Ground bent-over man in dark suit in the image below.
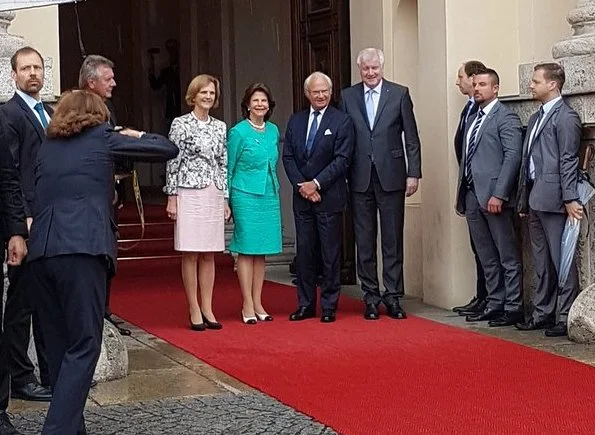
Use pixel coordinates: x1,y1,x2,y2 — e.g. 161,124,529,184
28,90,178,435
283,71,354,323
0,46,51,402
340,47,421,320
515,63,581,338
455,68,523,327
0,109,29,435
79,54,132,335
451,60,490,317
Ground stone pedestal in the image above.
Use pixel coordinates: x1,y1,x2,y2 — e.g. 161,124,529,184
93,321,129,382
0,10,55,102
568,283,595,343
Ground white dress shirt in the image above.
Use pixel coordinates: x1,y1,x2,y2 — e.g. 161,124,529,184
306,105,328,140
465,98,499,156
16,89,51,127
305,105,328,190
528,95,562,180
363,80,382,125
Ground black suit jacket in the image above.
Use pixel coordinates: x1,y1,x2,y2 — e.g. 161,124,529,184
28,124,178,273
454,100,478,165
1,93,54,217
283,105,354,213
0,111,27,241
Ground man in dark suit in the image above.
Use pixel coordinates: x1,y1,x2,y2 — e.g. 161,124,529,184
78,55,131,335
451,60,490,316
27,90,178,435
340,48,421,320
0,46,51,402
0,110,29,435
283,71,354,323
455,68,523,327
515,63,581,338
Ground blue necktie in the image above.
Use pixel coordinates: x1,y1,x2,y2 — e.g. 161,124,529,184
465,109,485,186
366,89,376,127
305,111,320,155
34,102,48,129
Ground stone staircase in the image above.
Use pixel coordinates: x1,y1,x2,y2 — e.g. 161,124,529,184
117,203,295,265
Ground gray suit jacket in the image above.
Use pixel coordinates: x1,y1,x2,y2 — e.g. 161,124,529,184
456,100,522,213
517,99,581,214
339,80,421,193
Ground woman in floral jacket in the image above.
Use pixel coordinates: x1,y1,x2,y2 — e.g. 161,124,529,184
164,74,231,331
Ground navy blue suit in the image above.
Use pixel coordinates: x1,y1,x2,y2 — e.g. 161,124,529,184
28,124,177,435
283,105,354,313
0,93,52,389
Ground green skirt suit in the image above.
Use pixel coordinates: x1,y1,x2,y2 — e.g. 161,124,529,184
227,119,282,255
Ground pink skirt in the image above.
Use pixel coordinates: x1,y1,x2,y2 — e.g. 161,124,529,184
174,185,224,252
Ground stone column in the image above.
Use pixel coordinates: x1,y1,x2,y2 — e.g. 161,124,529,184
553,0,595,59
0,10,54,102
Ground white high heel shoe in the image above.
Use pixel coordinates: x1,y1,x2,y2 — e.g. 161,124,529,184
255,312,273,321
242,311,257,325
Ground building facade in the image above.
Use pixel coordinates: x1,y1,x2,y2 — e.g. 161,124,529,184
6,0,586,309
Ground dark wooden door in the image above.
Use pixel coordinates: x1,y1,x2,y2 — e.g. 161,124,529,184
291,0,356,285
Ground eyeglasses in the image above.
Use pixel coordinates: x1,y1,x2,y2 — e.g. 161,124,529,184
308,89,330,96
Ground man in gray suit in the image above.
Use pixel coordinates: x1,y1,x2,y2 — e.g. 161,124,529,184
455,68,523,327
515,63,582,338
340,48,422,320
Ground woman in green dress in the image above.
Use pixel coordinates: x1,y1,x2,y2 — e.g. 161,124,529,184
228,83,282,324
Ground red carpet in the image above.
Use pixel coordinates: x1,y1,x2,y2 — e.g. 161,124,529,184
111,259,595,434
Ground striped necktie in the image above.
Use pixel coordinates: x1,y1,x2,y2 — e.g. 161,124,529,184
464,109,485,186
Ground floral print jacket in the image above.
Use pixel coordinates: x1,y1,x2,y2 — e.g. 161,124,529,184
164,112,228,197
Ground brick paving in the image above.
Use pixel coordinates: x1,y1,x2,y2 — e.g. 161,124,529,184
11,393,336,435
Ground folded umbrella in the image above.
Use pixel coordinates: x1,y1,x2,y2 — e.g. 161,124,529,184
559,170,595,288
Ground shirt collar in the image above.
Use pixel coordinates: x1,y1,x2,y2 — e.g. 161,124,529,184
310,106,328,117
364,80,383,95
16,89,42,110
479,98,498,116
541,95,562,115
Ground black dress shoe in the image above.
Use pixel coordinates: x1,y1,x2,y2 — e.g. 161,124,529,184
515,318,554,331
385,301,406,319
466,308,502,322
452,297,478,313
545,322,568,337
202,311,223,330
11,382,52,402
488,311,523,327
458,299,487,316
0,412,22,435
289,306,316,321
364,304,380,320
321,311,336,323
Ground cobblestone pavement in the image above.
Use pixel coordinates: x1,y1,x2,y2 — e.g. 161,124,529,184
11,393,336,435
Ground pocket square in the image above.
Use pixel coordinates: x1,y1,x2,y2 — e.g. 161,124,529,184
324,129,332,135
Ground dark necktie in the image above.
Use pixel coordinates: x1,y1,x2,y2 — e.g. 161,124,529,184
34,102,48,129
464,109,485,186
526,106,545,180
305,111,320,155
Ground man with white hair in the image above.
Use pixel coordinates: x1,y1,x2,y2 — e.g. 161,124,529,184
283,71,354,323
340,47,422,321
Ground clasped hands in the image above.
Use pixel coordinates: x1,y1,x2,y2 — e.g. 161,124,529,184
298,181,321,203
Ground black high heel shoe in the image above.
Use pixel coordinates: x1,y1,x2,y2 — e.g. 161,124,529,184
189,315,206,331
201,311,223,330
